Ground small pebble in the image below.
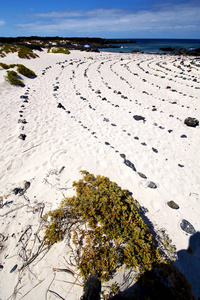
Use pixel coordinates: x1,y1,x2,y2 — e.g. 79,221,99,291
10,264,18,273
178,164,184,168
180,219,196,234
19,134,26,141
167,200,179,209
138,172,147,179
152,147,158,153
147,181,157,189
124,159,136,172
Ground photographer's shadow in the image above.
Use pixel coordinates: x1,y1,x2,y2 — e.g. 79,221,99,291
176,231,200,299
110,232,200,300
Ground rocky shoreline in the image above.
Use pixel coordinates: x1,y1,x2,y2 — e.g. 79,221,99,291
159,47,200,56
0,36,136,53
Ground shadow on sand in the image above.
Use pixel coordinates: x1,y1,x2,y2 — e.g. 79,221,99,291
110,232,200,300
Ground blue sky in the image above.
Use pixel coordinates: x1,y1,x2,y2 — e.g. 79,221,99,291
0,0,200,38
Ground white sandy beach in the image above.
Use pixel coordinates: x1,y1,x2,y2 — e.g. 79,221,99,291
0,49,200,299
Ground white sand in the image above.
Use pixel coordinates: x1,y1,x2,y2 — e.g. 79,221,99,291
0,49,200,299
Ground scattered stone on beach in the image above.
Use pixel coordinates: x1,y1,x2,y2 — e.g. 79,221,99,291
147,181,157,189
103,118,109,122
10,264,18,273
24,181,31,191
180,219,196,234
95,90,101,94
178,164,184,168
184,117,199,127
141,142,147,146
20,95,28,99
138,172,147,179
18,134,26,141
167,200,179,209
152,147,158,153
13,188,24,195
133,115,146,122
0,264,3,271
120,153,126,159
13,181,31,195
181,134,187,138
57,102,66,110
124,159,136,172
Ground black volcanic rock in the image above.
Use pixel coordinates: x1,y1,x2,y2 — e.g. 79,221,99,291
184,117,199,127
159,47,175,52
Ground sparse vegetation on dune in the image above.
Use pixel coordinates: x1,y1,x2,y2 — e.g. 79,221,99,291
0,44,39,58
17,64,36,78
43,171,194,298
3,64,36,86
17,45,39,59
47,47,70,54
44,171,165,279
5,70,24,87
0,62,10,69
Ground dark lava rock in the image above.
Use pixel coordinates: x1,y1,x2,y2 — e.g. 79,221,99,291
167,200,179,209
133,115,146,122
147,181,157,189
159,47,175,52
13,188,24,195
180,219,196,234
24,181,31,191
10,264,18,273
152,147,158,153
181,134,187,138
124,159,136,172
178,164,184,168
13,181,30,195
19,134,26,140
20,95,28,99
138,172,147,179
105,142,110,145
0,264,3,271
120,153,126,159
184,117,199,127
57,103,66,110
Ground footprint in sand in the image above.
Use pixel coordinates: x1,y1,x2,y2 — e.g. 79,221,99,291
50,150,68,170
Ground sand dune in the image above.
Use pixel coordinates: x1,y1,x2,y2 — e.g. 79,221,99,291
0,50,200,299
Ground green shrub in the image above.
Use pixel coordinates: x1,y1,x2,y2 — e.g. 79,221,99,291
44,171,162,282
17,64,36,78
0,62,10,69
47,47,70,54
0,44,17,57
6,70,25,87
0,44,38,59
17,45,39,59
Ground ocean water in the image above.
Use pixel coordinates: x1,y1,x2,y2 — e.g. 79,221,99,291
99,38,200,54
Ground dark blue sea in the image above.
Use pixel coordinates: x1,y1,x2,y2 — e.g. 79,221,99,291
99,38,200,54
